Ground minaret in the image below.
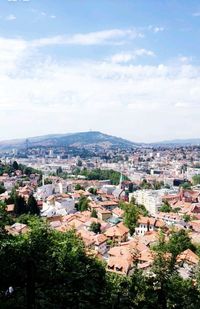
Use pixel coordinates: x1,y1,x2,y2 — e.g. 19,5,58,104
119,173,123,189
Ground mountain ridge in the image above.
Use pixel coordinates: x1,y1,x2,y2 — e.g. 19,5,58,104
0,132,200,151
0,131,139,151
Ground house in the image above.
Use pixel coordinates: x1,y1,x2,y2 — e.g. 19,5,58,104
156,212,182,226
190,220,200,233
6,204,15,214
135,216,165,236
112,207,124,219
107,239,152,275
96,207,112,221
99,200,118,211
5,223,29,235
107,256,132,275
104,222,129,244
176,249,199,279
93,234,107,255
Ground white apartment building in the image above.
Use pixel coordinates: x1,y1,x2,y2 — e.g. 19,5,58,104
131,190,162,215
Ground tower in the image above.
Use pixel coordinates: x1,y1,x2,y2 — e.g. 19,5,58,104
119,173,123,189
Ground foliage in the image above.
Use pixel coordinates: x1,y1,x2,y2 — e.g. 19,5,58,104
18,163,42,176
167,229,196,258
44,178,53,185
0,201,14,237
77,159,83,167
75,184,85,191
76,168,129,185
0,218,108,308
90,222,101,234
0,183,6,194
91,208,98,218
159,203,173,213
192,174,200,185
153,229,196,259
56,166,63,175
140,179,152,189
122,203,139,235
183,214,191,222
88,187,97,195
27,195,40,216
12,161,19,170
14,195,28,216
0,215,200,308
76,196,89,212
179,182,192,189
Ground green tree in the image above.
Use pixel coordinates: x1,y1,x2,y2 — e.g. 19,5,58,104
167,229,195,258
90,222,101,234
180,182,191,190
0,219,109,308
77,159,83,167
88,187,97,195
123,203,139,235
14,196,27,216
183,214,191,222
192,174,200,185
91,208,98,218
56,166,63,175
0,183,6,194
12,160,19,170
75,184,85,191
0,201,14,238
159,203,173,213
44,178,53,185
76,196,89,212
27,195,40,216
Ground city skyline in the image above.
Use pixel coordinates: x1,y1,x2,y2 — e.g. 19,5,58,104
1,0,200,142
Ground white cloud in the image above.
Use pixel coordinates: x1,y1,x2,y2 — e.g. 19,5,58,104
5,14,16,21
148,25,165,33
110,49,155,63
31,28,142,47
0,33,200,142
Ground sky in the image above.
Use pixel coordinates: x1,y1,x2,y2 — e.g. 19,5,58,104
0,0,200,143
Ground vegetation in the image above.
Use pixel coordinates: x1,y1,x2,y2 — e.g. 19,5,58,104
192,174,200,185
91,208,98,218
0,183,6,194
120,199,149,235
90,222,101,234
76,196,89,212
75,168,129,185
88,187,98,195
159,201,173,213
0,161,42,177
140,179,164,190
179,181,192,190
27,195,40,216
75,184,85,191
0,210,200,308
120,201,139,235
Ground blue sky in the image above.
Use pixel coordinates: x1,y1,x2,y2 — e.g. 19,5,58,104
0,0,200,142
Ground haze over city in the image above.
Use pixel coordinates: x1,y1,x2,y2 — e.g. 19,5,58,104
1,0,200,142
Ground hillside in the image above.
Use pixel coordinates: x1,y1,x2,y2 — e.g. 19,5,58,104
153,138,200,147
0,131,138,151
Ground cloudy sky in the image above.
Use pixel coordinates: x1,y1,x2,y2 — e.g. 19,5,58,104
0,0,200,142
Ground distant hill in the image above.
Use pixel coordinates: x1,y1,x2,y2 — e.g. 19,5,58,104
0,131,139,151
152,138,200,147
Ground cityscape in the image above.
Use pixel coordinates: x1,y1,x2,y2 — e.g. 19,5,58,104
1,0,200,308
